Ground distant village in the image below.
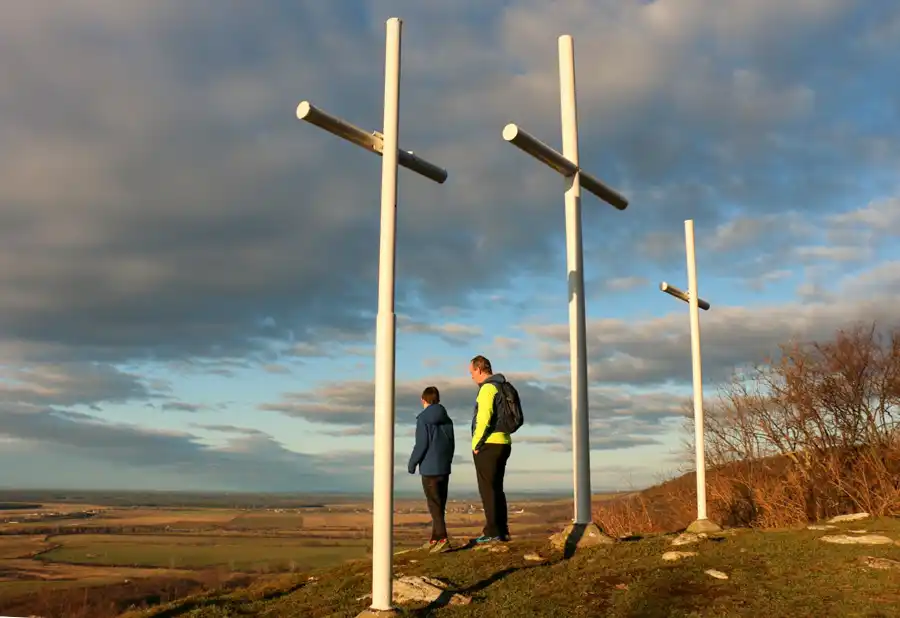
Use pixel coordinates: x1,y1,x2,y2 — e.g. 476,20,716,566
0,508,102,525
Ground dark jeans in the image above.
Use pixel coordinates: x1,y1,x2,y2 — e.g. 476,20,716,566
421,474,449,541
474,443,512,538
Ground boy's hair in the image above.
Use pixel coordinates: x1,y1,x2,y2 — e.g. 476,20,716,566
421,386,440,404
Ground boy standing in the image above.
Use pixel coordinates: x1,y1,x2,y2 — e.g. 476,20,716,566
408,386,456,552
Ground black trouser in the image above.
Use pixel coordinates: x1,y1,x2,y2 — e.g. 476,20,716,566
421,474,449,541
474,443,512,538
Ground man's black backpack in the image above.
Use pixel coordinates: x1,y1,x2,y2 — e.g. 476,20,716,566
494,380,524,434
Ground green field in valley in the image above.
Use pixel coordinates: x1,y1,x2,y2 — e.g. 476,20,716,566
37,534,375,572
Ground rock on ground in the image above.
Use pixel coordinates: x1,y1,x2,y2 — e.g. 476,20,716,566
861,556,900,570
828,512,870,523
671,532,708,546
819,534,895,545
523,553,544,562
357,576,472,609
705,569,729,580
807,525,837,530
549,522,616,551
686,519,722,534
662,551,698,561
475,543,509,553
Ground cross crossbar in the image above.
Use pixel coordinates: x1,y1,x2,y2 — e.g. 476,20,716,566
501,123,628,210
659,282,711,311
297,101,447,184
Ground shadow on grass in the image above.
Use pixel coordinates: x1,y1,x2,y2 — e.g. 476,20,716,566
444,540,476,554
619,535,644,542
146,581,309,618
615,568,722,618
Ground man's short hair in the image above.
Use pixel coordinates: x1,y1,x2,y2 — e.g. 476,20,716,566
421,386,440,404
470,355,493,374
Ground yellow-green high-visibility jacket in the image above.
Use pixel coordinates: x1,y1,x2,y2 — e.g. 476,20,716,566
471,374,513,452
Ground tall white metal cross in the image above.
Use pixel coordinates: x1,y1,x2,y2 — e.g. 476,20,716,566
502,35,629,527
659,219,721,534
295,17,447,613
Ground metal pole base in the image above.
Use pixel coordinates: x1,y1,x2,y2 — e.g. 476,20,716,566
357,608,401,617
686,518,722,534
549,521,616,556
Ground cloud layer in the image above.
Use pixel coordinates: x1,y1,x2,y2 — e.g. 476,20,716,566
0,0,898,491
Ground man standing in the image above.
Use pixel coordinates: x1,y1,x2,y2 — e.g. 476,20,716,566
408,386,455,552
468,355,513,544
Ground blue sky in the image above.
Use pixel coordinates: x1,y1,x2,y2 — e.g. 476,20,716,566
0,0,899,496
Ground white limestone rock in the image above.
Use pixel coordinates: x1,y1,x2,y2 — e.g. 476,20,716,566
828,512,870,523
671,532,708,546
357,576,471,606
861,556,900,570
662,551,698,561
819,534,895,545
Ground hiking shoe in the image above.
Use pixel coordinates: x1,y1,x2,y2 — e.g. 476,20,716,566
430,538,450,553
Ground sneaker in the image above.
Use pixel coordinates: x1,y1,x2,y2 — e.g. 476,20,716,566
421,540,437,551
474,535,502,544
430,538,450,553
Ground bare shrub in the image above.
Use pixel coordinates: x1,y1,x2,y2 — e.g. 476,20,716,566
593,494,658,537
691,323,900,526
596,324,900,533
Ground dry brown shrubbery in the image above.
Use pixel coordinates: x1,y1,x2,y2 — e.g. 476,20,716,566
595,323,900,534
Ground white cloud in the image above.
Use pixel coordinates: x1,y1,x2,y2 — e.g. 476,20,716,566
524,260,900,386
603,277,649,293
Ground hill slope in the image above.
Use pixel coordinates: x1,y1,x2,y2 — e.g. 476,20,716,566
122,516,900,618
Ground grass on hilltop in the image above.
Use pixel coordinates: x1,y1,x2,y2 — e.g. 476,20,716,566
121,517,900,618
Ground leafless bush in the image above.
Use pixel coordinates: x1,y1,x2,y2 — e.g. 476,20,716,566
598,324,900,533
691,323,900,525
593,493,658,537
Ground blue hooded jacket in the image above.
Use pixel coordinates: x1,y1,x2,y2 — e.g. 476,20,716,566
408,403,455,476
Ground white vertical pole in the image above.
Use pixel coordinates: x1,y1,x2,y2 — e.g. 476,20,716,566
684,219,708,522
370,16,401,612
559,35,592,525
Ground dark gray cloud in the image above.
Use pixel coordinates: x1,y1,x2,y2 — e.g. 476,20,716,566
516,433,663,452
261,372,686,433
191,424,268,436
397,315,483,346
0,363,158,407
0,1,896,366
160,402,206,413
0,402,367,492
